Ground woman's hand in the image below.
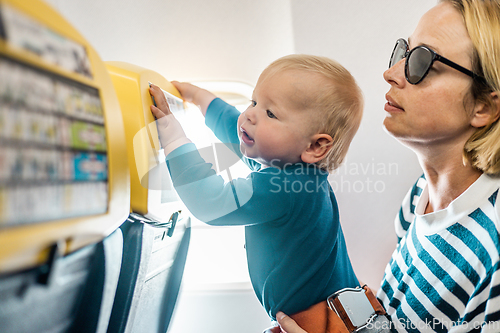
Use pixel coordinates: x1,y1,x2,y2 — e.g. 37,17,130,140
277,312,308,333
263,312,308,333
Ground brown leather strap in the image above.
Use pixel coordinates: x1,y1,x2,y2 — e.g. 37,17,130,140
290,301,349,333
363,285,386,315
289,286,385,333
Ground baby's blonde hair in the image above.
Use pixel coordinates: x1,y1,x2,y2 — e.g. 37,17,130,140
442,0,500,175
260,54,364,172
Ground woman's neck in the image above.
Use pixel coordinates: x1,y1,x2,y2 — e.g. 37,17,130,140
418,150,482,214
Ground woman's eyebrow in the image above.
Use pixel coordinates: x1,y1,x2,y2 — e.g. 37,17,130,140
407,37,438,53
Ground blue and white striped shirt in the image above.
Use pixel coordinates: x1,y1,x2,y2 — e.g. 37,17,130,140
377,174,500,333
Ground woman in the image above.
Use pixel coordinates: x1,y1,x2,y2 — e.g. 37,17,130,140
271,0,500,332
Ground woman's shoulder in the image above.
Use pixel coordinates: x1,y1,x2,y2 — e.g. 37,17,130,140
467,174,500,218
482,174,500,224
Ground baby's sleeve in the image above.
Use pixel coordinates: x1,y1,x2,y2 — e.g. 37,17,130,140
165,144,290,226
205,98,261,171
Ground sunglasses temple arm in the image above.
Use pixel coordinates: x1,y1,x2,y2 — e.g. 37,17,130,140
436,55,478,79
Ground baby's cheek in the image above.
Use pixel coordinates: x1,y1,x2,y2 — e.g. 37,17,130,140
237,113,246,128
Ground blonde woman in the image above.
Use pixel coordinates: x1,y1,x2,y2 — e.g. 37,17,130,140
272,0,500,332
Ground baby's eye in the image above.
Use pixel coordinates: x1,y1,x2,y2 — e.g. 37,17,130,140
250,100,257,107
266,110,277,119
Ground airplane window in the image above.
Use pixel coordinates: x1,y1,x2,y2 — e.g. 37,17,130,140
174,81,254,288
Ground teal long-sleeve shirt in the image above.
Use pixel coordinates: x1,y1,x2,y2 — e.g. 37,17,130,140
166,98,359,319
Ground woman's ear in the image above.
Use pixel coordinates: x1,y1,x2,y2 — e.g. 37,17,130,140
301,134,333,164
471,92,500,128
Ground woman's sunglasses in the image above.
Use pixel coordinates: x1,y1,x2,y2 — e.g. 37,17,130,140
389,38,484,85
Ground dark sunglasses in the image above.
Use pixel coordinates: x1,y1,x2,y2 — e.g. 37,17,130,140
389,38,485,85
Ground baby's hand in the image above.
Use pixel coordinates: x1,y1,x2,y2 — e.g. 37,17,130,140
171,81,199,104
149,83,173,116
171,81,217,117
149,84,191,155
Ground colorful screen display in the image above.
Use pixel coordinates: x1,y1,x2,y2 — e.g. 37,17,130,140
0,55,108,226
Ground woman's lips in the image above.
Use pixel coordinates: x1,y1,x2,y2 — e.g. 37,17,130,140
384,102,405,113
384,94,405,113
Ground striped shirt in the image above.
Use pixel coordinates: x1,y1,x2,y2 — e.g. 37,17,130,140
377,174,500,333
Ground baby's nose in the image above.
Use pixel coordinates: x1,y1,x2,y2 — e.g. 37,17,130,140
243,108,257,123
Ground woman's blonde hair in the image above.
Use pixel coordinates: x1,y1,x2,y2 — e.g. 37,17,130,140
442,0,500,175
260,54,364,172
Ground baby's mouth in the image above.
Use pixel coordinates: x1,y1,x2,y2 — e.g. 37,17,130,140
240,127,254,144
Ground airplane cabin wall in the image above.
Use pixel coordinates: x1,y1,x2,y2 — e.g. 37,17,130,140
44,0,295,86
45,0,436,303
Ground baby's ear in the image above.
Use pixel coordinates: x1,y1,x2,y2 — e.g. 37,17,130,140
301,134,333,164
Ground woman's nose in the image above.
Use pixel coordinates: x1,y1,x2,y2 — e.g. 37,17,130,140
384,58,406,87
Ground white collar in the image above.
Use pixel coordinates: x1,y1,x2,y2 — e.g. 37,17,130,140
414,174,500,235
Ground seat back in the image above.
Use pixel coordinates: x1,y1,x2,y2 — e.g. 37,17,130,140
0,228,123,333
108,214,190,333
